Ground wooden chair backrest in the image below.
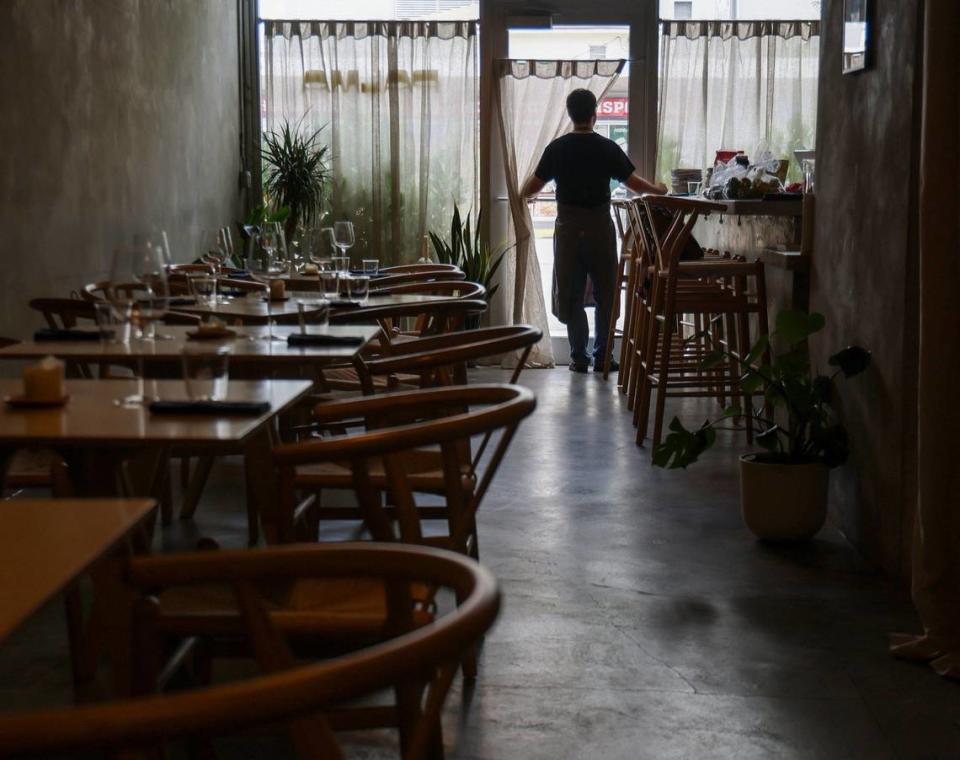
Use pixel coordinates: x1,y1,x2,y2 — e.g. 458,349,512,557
371,280,485,300
356,325,542,392
81,280,148,302
276,384,536,548
379,263,461,274
372,270,466,289
28,297,97,329
0,542,499,760
641,195,725,272
330,297,488,339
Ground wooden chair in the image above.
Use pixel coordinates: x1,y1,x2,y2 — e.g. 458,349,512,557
351,324,541,394
0,542,499,760
78,282,202,325
279,384,536,560
632,195,770,446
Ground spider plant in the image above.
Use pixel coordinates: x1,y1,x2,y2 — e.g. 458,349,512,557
429,204,509,303
261,119,330,244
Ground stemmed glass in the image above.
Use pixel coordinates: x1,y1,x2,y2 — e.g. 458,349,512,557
247,229,288,342
133,244,170,341
334,221,355,271
107,244,167,405
204,229,233,303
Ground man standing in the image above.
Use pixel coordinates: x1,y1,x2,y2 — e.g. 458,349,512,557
521,89,666,373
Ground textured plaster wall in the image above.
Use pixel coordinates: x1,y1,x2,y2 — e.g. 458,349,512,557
810,0,921,577
0,0,240,339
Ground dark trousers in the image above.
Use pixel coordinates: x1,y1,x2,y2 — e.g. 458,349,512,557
551,204,617,365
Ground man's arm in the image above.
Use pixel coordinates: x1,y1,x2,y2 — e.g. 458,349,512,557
521,174,547,199
624,173,668,195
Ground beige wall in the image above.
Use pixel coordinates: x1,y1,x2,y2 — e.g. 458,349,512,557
810,0,921,578
0,0,241,339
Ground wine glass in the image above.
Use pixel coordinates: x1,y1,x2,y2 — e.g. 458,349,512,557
203,229,232,303
334,221,355,269
133,244,170,341
246,231,288,342
107,245,166,405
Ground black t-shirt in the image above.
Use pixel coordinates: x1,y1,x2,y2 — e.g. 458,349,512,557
534,132,635,208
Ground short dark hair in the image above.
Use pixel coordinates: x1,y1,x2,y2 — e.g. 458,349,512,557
566,89,597,125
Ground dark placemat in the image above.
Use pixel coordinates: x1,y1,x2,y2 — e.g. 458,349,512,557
149,400,271,416
34,328,104,342
287,333,365,347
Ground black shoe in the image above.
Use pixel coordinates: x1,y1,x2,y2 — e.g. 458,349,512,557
594,358,619,373
569,361,589,373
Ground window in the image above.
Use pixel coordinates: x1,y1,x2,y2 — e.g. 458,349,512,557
259,0,479,21
658,0,820,20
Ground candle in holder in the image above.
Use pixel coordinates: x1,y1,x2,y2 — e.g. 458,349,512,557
23,356,65,402
269,279,286,300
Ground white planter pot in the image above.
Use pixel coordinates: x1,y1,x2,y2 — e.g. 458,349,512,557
739,454,829,541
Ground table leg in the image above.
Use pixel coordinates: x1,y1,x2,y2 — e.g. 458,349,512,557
243,425,278,545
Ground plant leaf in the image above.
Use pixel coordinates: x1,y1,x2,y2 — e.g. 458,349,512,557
775,310,825,346
828,345,872,377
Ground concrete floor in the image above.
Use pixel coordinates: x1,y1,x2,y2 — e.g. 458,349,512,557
2,367,958,758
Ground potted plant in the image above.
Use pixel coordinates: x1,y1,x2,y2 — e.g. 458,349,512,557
261,119,330,245
429,204,510,313
652,310,871,541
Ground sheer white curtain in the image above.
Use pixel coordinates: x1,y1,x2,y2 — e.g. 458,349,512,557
657,20,819,182
261,20,478,264
494,59,624,368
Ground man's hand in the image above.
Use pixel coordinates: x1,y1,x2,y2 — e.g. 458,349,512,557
521,174,547,199
625,173,668,195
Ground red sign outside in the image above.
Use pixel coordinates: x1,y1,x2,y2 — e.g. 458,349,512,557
597,97,629,120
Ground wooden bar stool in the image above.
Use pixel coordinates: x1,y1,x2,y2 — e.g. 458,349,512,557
601,200,637,380
632,195,770,447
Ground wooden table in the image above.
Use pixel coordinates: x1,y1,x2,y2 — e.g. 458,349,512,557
0,324,380,373
0,498,157,695
0,378,312,544
174,292,453,325
0,498,155,645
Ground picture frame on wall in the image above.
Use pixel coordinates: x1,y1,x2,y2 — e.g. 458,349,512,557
842,0,870,74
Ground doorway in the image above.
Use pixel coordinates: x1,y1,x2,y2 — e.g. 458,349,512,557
507,26,631,354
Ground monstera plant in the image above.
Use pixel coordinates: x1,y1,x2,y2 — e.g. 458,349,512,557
653,310,871,541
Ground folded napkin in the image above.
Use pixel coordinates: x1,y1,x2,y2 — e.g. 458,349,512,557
287,333,365,347
34,328,104,342
168,297,197,307
328,299,362,308
149,400,271,416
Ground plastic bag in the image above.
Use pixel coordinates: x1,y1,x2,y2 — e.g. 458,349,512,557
708,150,785,200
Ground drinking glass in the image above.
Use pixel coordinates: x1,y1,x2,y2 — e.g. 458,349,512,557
687,181,702,196
133,246,170,341
334,221,355,267
319,227,337,257
182,345,230,401
319,269,340,299
108,245,163,405
296,299,330,328
349,275,370,304
362,259,379,275
247,231,288,342
190,275,217,305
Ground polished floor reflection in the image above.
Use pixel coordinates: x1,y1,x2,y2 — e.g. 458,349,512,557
1,368,957,758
